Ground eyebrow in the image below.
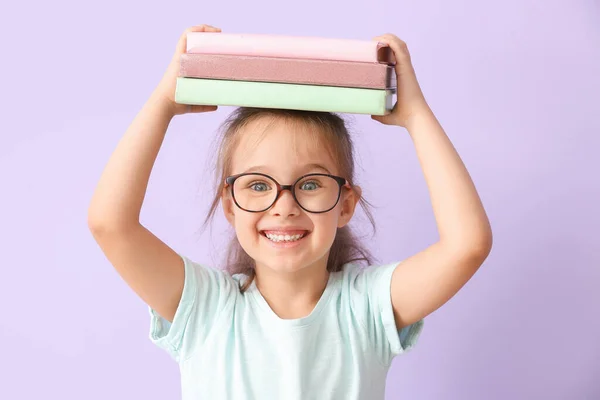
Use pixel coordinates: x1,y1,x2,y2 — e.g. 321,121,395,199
242,163,332,175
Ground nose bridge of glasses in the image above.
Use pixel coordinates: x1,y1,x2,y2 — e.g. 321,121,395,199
273,183,296,203
280,184,294,193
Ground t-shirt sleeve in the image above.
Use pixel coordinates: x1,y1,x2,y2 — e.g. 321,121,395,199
148,253,238,363
350,262,424,366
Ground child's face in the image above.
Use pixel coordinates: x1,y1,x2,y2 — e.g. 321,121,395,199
222,116,360,276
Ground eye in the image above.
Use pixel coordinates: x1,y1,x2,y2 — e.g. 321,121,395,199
300,180,321,191
249,181,271,192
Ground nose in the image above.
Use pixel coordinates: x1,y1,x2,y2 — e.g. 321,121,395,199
269,187,300,216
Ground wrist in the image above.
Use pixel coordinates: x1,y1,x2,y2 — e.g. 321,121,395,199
405,103,434,132
148,89,176,119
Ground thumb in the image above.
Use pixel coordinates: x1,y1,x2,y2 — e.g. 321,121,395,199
188,105,218,113
371,114,392,125
186,104,217,114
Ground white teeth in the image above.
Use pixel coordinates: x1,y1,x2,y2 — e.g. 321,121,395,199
264,233,306,242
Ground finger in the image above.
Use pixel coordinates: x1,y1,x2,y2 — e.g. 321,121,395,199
180,25,221,48
380,37,410,64
193,25,221,32
372,33,397,43
373,34,404,65
187,24,221,33
176,25,222,55
189,105,218,113
373,34,406,50
371,114,389,124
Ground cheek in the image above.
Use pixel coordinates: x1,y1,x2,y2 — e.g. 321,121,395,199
233,212,261,240
311,212,340,239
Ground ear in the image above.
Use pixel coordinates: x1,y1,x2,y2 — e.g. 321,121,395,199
337,185,361,228
221,187,236,226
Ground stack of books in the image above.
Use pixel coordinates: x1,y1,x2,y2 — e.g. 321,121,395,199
175,33,397,115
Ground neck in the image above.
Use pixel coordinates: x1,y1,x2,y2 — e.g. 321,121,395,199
253,259,330,319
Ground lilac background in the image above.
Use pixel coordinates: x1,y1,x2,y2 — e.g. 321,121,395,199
1,0,599,399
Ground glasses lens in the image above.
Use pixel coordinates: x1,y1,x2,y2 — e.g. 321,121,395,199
295,174,341,212
232,174,278,211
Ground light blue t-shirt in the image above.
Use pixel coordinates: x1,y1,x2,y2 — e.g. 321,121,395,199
148,254,424,400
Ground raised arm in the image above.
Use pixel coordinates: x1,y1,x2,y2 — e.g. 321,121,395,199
371,34,493,329
87,25,220,322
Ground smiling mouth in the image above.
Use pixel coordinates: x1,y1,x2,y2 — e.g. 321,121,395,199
260,231,310,243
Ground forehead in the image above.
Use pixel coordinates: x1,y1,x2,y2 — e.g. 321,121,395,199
231,116,338,176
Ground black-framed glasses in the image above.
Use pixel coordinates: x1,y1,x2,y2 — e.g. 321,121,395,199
224,172,351,213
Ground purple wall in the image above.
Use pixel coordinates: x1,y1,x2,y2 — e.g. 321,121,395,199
1,0,598,398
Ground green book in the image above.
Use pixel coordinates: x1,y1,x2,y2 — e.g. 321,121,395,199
175,77,394,115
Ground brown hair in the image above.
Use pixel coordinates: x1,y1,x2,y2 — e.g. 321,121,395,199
202,107,377,292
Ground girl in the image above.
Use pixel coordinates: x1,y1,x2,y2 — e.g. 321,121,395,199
88,24,492,399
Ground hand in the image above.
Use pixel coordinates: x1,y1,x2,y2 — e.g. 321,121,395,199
371,34,430,128
154,24,222,116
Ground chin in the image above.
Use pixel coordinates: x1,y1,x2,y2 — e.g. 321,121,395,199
238,229,331,274
253,247,312,273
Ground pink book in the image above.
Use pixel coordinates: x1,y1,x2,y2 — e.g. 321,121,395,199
185,33,394,64
179,53,396,89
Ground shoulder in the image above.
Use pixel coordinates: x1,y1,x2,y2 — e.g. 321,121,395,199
333,261,400,313
179,255,242,294
338,261,399,289
336,261,403,320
